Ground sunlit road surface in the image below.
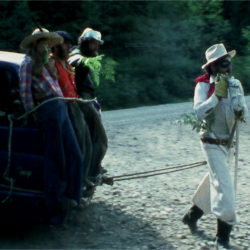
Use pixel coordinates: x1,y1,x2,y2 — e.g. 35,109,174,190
103,96,250,126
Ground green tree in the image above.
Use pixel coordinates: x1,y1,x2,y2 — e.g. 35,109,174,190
0,1,34,52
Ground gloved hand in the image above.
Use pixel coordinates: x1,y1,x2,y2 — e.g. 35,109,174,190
215,73,229,98
238,105,248,122
41,44,49,64
228,76,249,122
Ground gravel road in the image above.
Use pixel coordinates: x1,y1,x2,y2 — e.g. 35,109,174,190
1,98,250,250
103,97,250,127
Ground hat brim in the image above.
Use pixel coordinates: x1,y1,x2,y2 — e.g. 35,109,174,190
20,32,63,50
202,50,236,69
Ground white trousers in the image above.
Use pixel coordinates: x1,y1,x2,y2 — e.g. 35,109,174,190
192,142,237,224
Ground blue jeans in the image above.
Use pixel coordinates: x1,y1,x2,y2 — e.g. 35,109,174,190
37,100,83,207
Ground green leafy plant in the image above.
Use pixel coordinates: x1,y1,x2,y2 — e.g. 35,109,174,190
82,55,118,87
175,112,213,133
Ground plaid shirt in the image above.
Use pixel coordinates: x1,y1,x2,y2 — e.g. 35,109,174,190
19,56,63,110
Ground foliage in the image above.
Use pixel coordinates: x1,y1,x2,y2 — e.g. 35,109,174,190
80,55,118,87
175,112,213,133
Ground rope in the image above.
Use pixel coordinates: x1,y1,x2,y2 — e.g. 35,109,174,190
2,115,15,203
0,183,44,194
0,97,207,195
112,161,207,179
14,96,96,121
113,162,207,182
234,119,239,199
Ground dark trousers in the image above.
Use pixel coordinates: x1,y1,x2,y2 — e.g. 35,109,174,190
37,100,83,207
67,101,92,182
78,102,108,178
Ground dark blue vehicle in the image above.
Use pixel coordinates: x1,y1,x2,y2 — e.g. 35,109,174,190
0,52,48,223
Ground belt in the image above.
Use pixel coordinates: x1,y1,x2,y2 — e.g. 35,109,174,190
201,137,229,146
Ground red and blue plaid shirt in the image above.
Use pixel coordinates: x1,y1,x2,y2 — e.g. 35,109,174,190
19,56,63,110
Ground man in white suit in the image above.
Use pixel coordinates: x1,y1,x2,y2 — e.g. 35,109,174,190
182,44,248,250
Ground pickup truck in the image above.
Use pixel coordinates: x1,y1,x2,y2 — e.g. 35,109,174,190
0,51,47,223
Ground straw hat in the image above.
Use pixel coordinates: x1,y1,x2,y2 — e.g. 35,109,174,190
202,43,236,69
78,28,104,44
20,28,63,50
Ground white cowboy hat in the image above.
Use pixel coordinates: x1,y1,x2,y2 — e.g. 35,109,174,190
20,28,63,50
78,28,104,44
202,43,236,69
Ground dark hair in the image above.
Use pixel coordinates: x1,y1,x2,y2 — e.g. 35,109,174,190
205,55,230,75
54,31,74,44
78,39,97,57
205,65,213,75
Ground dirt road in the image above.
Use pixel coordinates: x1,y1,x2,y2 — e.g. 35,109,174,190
1,100,250,250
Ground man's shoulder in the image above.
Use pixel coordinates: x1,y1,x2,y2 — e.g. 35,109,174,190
68,54,83,66
69,48,81,57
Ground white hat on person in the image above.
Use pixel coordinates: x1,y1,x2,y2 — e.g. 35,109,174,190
20,28,63,50
78,28,104,44
202,43,236,69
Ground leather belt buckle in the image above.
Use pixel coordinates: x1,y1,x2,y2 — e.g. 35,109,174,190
214,139,220,145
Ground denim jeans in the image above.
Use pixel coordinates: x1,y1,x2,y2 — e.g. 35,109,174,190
37,99,83,207
67,101,92,183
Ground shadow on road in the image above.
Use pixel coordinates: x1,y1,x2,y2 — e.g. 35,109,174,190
0,201,175,249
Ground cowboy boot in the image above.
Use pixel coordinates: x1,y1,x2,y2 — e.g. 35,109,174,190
182,205,204,234
214,219,233,250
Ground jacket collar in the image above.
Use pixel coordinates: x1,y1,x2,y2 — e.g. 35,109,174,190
210,75,216,84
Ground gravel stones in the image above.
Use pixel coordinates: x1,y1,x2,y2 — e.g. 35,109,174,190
1,102,250,249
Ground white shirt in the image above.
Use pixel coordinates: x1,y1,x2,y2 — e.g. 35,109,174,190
194,75,244,139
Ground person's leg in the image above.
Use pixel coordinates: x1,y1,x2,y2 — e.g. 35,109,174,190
202,144,235,249
67,102,92,184
182,204,204,234
78,102,108,180
202,145,236,223
192,172,211,214
83,124,94,185
183,170,210,233
214,219,233,250
61,103,84,204
37,100,68,208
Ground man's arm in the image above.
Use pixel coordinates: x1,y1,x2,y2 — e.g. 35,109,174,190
194,82,219,120
19,58,35,111
229,77,249,122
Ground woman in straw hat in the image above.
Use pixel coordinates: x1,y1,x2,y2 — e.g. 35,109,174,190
182,44,248,250
19,28,84,224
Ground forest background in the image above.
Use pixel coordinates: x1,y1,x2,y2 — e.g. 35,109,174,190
1,0,250,111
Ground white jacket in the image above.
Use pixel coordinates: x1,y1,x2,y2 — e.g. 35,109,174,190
194,75,248,139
